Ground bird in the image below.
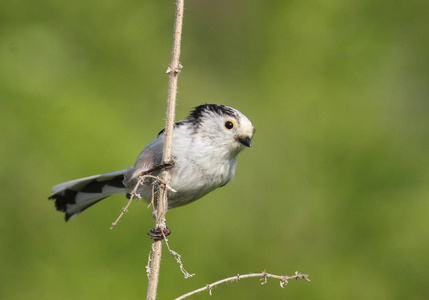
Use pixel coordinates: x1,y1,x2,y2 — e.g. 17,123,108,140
49,104,255,224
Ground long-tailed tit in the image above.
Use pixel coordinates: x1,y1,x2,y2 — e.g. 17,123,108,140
49,104,255,223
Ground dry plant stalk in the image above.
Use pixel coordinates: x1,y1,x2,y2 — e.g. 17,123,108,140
146,0,185,299
174,271,310,300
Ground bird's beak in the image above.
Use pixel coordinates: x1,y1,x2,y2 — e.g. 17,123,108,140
237,136,252,147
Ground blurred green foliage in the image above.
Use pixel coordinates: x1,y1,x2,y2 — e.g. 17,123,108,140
1,0,428,299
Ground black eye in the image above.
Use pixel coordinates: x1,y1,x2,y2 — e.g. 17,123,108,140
224,120,235,130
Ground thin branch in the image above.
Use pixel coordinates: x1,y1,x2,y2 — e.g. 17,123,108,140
174,271,310,300
146,0,185,299
163,236,195,279
110,175,175,230
109,177,144,230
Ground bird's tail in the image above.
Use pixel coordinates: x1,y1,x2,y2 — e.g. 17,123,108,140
49,169,128,221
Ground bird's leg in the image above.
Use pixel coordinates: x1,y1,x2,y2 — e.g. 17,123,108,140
159,159,175,170
139,159,175,177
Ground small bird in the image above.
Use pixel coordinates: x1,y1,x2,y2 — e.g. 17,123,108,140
49,104,255,222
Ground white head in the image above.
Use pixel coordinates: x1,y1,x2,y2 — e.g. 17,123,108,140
185,104,255,156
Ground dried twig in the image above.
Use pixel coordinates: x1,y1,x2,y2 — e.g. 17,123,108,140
110,174,175,230
109,176,144,230
163,236,195,279
174,271,310,300
146,0,185,299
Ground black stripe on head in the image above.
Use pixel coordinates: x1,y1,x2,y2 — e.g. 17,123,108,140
187,104,238,125
157,105,238,135
157,120,186,136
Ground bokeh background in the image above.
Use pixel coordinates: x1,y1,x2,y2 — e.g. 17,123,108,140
1,0,428,299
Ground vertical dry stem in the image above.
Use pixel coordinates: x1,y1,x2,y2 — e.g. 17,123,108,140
146,0,185,299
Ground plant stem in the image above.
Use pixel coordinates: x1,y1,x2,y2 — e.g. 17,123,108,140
146,0,185,299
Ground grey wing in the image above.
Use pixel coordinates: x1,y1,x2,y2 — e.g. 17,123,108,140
123,135,165,187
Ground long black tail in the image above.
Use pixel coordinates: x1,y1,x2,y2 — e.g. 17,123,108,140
49,169,128,221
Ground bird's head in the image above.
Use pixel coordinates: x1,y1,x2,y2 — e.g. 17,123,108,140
187,104,255,155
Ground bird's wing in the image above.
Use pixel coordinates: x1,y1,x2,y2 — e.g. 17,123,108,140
123,135,165,186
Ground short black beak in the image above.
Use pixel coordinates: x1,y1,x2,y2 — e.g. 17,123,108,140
237,136,252,147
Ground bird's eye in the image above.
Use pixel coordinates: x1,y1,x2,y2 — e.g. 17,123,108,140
224,120,235,130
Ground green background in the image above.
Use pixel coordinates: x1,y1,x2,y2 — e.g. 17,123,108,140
1,0,428,299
